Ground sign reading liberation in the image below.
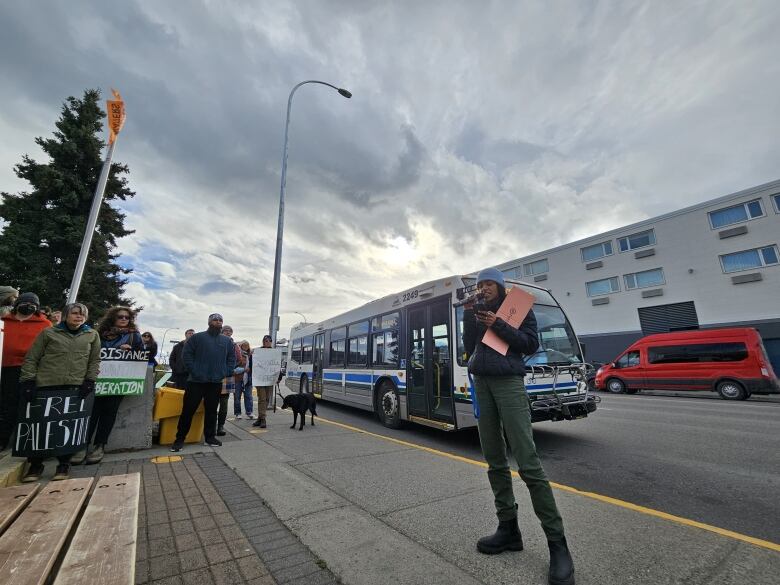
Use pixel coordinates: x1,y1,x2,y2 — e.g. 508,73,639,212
96,347,150,396
252,348,283,387
13,388,95,458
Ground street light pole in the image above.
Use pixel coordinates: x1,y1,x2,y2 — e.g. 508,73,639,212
292,311,308,324
160,328,178,365
268,80,351,346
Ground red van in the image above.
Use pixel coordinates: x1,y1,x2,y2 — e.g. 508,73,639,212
594,328,779,400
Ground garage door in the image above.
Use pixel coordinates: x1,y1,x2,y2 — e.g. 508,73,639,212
638,301,699,335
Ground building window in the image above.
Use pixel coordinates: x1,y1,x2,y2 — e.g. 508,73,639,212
586,276,620,297
618,229,655,252
720,246,779,273
708,199,765,229
523,259,549,276
624,268,665,290
772,193,780,213
581,241,613,262
502,267,521,280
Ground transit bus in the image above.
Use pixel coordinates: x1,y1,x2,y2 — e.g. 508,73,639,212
285,275,598,430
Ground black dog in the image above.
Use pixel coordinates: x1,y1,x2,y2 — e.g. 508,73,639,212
281,392,317,430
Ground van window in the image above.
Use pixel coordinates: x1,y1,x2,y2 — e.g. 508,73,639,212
648,343,748,364
615,350,640,368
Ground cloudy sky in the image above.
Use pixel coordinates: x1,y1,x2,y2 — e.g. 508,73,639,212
1,1,779,353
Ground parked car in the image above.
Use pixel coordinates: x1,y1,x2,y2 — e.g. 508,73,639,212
594,328,779,400
584,361,605,392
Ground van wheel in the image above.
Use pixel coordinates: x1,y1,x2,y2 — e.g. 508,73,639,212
376,381,402,429
300,375,309,394
716,380,746,400
606,378,626,394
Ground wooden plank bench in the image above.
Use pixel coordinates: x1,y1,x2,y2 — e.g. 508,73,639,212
0,472,140,585
0,483,40,536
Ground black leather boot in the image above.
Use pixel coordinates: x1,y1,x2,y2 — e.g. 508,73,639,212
476,517,523,554
548,537,575,585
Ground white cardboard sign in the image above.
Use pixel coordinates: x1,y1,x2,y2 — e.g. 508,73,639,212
252,348,282,387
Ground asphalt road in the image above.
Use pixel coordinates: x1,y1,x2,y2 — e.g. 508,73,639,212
306,391,780,544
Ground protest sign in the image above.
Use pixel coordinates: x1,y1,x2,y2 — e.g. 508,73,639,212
13,387,94,458
252,348,283,387
480,286,536,356
96,347,150,396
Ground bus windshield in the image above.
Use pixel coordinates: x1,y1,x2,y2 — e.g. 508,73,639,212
456,303,582,366
525,304,582,365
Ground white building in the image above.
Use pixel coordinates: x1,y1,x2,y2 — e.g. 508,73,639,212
494,180,780,370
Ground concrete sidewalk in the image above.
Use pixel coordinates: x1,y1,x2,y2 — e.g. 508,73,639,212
210,404,779,585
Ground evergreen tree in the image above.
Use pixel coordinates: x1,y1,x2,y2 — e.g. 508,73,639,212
0,89,135,322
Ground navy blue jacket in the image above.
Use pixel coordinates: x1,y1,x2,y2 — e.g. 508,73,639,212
101,330,144,351
462,298,539,376
183,330,237,383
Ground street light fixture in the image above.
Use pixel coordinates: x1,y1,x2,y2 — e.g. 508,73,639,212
160,328,179,365
292,311,308,324
268,80,351,346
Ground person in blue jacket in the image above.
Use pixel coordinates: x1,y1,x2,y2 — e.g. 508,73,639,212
171,313,236,452
72,306,144,465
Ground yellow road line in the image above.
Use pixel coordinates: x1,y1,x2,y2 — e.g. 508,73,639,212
313,415,780,553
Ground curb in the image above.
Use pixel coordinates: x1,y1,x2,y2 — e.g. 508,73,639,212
0,452,25,486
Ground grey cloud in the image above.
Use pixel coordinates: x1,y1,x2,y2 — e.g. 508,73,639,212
197,280,242,295
2,0,779,338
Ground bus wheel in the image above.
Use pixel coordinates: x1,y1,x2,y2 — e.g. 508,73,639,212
300,375,309,394
606,378,625,394
716,380,746,400
376,381,402,429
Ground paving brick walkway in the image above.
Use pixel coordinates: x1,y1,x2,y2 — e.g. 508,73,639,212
70,452,337,585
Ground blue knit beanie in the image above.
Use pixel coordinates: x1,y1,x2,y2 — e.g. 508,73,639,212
476,267,505,288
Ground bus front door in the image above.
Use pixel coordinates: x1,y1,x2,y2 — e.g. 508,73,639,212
407,300,454,425
312,333,324,397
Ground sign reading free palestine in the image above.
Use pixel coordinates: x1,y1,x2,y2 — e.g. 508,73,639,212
96,347,151,396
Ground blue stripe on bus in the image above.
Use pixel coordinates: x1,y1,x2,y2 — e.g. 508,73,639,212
345,373,373,383
527,382,577,390
291,371,406,390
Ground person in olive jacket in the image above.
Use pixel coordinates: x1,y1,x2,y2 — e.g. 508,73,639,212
18,303,101,482
462,268,575,585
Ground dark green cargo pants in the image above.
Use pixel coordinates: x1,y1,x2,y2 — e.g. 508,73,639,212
474,374,565,541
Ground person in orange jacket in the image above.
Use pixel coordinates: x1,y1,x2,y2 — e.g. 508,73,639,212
0,292,52,450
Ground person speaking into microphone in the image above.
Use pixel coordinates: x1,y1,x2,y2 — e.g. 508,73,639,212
462,268,575,585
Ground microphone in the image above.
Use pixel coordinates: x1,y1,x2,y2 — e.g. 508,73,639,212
453,292,483,308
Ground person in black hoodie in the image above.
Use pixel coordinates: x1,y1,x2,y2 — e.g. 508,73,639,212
462,268,574,585
169,329,195,388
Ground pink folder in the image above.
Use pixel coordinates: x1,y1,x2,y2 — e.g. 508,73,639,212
480,287,535,356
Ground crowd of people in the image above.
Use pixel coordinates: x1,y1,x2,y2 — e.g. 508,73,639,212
0,290,278,482
167,315,277,452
